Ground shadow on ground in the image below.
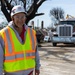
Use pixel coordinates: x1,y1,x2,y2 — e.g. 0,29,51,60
38,42,75,64
38,42,75,47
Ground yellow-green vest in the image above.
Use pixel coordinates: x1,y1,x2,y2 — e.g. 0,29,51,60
0,26,37,72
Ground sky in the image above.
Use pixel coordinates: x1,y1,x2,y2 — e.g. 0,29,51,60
30,0,75,28
0,0,75,28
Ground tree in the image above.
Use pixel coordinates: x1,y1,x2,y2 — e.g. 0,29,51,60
0,0,47,24
50,7,65,22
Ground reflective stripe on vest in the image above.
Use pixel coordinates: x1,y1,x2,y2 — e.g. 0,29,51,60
0,26,37,72
29,29,37,50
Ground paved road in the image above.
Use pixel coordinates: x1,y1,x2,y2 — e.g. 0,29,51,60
38,42,75,75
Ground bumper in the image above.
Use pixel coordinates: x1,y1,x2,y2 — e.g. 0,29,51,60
52,37,75,43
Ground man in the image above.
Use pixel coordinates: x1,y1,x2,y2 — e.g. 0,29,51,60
0,5,40,75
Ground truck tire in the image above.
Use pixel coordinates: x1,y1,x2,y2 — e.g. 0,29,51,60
53,43,57,46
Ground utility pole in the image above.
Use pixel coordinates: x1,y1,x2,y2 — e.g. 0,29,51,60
37,19,39,28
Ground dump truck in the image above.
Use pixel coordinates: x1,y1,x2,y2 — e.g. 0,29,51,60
51,15,75,46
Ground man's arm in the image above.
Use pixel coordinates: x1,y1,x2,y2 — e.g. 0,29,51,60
35,46,41,75
0,37,4,75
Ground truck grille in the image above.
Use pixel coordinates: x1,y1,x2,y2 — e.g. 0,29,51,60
59,26,71,36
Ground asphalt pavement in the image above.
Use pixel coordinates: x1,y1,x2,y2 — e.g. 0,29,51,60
38,42,75,75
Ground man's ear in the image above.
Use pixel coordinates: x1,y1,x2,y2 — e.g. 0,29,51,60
11,17,14,21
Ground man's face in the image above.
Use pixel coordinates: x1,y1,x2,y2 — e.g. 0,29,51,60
13,12,26,28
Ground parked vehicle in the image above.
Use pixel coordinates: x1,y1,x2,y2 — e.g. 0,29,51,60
36,29,45,43
51,15,75,46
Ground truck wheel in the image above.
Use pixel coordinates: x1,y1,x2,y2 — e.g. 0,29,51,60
53,43,57,46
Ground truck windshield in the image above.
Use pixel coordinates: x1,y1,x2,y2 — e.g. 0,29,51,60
59,21,75,26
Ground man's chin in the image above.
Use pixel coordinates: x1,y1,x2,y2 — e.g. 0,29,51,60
17,24,23,28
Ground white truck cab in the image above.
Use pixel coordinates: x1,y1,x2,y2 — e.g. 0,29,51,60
51,18,75,46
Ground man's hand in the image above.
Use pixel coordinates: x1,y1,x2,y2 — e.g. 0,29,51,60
35,69,40,75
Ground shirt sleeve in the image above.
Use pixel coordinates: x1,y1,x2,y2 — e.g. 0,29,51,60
0,36,4,75
35,46,41,70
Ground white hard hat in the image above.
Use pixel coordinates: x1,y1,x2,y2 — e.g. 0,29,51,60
11,5,26,17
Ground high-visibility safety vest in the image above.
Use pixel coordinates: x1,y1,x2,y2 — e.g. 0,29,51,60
0,26,37,72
